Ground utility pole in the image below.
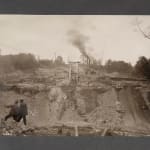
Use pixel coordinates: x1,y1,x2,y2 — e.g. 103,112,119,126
54,52,56,61
54,52,57,85
36,55,40,61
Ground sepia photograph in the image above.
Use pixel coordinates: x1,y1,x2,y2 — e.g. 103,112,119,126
0,15,150,136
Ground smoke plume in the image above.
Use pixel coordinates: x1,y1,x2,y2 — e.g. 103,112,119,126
68,30,89,58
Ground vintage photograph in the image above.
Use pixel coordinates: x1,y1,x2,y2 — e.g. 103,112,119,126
0,15,150,136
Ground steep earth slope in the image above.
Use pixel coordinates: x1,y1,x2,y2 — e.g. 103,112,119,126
0,67,150,135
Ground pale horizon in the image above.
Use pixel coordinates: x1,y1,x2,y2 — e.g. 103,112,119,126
0,15,150,65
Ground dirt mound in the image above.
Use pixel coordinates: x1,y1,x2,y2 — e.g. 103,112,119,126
86,88,123,128
82,86,150,130
118,87,150,129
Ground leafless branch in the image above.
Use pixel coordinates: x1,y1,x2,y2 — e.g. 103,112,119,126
135,17,150,39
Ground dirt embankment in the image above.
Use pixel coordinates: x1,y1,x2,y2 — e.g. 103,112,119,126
41,84,150,131
1,84,150,131
0,67,150,135
118,87,150,129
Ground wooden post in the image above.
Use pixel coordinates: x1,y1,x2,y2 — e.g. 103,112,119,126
75,125,79,136
101,128,109,136
69,63,72,82
76,63,79,83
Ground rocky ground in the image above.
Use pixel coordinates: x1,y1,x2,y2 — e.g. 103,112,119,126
0,66,150,136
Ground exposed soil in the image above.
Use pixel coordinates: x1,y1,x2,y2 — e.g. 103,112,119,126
0,67,150,136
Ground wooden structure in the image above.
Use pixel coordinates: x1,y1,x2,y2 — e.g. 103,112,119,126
68,61,80,83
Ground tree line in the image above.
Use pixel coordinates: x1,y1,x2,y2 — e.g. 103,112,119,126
0,53,149,79
104,56,150,79
0,53,65,73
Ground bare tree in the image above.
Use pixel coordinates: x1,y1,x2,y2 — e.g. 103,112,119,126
135,17,150,39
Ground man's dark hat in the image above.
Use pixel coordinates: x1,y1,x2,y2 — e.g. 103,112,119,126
20,99,24,102
15,100,18,104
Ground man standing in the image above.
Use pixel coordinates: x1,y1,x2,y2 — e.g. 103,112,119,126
17,99,28,125
4,100,20,121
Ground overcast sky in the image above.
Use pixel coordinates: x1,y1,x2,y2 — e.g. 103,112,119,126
0,15,150,65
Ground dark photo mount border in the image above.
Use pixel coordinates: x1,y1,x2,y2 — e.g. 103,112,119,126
0,0,150,150
1,136,150,150
0,0,149,14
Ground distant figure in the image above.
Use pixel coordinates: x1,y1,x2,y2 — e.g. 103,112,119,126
4,100,20,121
17,99,28,125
